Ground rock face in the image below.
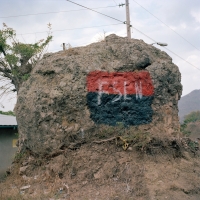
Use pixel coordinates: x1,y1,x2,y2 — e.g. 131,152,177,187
15,34,182,155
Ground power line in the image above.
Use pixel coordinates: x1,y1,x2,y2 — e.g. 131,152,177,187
48,33,128,52
131,26,200,71
17,23,123,35
46,23,200,71
112,0,118,6
49,32,128,51
132,0,200,52
15,19,199,71
66,0,125,24
3,0,198,71
0,5,118,19
163,47,200,71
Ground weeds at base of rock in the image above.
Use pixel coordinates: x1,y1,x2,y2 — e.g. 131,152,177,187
92,130,199,159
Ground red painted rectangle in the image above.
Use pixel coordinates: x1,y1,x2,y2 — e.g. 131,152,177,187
87,71,154,96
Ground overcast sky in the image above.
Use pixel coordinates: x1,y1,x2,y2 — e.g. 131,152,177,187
0,0,200,111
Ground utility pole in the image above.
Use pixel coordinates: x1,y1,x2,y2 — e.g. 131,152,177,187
125,0,131,40
63,43,66,51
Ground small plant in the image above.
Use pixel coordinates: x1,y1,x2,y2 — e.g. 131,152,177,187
95,30,106,42
15,132,19,137
181,122,191,136
188,140,199,151
14,151,24,162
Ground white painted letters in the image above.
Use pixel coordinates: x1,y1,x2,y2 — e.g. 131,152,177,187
112,81,122,103
135,81,143,99
97,80,143,104
124,81,131,101
98,81,108,105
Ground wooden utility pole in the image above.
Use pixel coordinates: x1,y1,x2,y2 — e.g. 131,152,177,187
125,0,131,40
63,43,66,51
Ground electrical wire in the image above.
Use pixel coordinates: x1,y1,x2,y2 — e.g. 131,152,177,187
17,23,123,35
66,0,125,24
131,26,200,71
48,24,200,72
163,46,200,71
48,32,127,52
132,0,200,52
16,20,199,71
112,0,118,6
3,0,198,71
0,5,118,19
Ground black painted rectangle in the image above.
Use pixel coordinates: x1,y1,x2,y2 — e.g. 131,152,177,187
87,92,154,126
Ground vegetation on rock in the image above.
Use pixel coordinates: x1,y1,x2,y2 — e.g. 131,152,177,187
15,34,182,155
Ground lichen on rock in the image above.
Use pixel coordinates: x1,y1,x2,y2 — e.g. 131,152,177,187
15,34,182,155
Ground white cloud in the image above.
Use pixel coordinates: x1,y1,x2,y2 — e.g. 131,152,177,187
191,10,200,23
180,23,187,29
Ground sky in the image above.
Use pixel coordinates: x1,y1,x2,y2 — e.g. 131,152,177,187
0,0,200,111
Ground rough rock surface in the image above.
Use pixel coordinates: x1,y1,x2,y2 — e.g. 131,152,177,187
15,34,182,155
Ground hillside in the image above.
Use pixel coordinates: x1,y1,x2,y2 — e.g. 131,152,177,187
185,121,200,140
178,90,200,122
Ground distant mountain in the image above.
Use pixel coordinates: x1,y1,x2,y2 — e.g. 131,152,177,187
178,89,200,123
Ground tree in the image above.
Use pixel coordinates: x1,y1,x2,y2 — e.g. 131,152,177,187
181,111,200,135
0,110,15,116
183,111,200,124
0,23,52,97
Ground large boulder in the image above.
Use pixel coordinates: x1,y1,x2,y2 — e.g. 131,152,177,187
15,34,182,155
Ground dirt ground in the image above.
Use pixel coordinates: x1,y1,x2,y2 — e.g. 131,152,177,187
1,137,200,200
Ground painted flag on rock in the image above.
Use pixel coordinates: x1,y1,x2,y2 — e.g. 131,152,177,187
86,71,154,126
